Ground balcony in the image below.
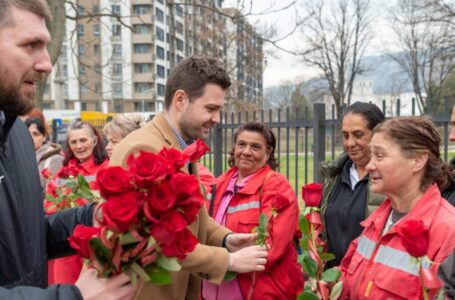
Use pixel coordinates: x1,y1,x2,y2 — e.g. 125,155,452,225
133,73,155,82
132,34,155,44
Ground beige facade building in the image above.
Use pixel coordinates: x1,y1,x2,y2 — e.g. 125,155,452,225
43,0,263,113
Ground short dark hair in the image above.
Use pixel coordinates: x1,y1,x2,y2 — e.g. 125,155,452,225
63,120,107,166
0,0,52,28
25,117,46,136
343,102,385,131
164,55,231,110
228,122,279,170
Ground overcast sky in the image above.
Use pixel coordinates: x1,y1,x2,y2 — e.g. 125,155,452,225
224,0,398,88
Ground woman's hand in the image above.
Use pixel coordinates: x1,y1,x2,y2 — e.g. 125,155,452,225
75,269,136,300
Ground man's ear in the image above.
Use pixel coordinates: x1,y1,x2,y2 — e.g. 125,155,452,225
172,89,188,110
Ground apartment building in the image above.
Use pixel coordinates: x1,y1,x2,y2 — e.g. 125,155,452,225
43,0,263,113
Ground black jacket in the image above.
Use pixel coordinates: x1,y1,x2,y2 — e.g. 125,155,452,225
0,114,93,299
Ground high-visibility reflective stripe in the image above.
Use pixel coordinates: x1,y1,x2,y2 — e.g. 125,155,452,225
55,175,96,186
356,235,431,276
227,201,260,214
357,235,376,259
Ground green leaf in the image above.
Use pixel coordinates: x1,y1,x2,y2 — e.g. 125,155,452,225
299,213,309,234
125,268,138,285
157,255,181,271
297,291,320,300
129,261,152,281
119,232,139,245
223,271,237,281
329,281,343,300
256,212,268,246
320,253,336,262
89,237,113,266
300,252,318,278
145,265,172,285
46,193,56,202
321,267,341,283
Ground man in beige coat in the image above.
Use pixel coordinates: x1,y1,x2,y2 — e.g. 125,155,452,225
110,55,268,300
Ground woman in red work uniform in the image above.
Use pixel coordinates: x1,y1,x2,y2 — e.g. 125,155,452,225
47,120,108,284
340,117,455,299
202,122,303,300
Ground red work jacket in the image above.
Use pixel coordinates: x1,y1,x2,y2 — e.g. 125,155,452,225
210,166,303,300
340,184,455,299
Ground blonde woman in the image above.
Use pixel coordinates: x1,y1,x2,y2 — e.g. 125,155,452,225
103,114,145,158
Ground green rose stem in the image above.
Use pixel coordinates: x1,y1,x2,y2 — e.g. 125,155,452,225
417,258,429,300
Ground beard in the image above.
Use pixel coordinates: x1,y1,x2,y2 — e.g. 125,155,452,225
0,63,36,116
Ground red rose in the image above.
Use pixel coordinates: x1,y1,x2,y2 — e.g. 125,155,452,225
68,225,101,258
97,166,132,197
143,182,176,222
159,147,189,171
396,219,429,257
159,210,188,233
41,168,51,179
183,139,210,162
170,173,201,203
57,166,79,178
180,196,203,223
302,183,323,207
127,151,172,187
101,192,140,233
160,228,198,259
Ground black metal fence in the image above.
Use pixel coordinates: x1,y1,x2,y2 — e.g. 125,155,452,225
49,99,453,195
203,99,453,195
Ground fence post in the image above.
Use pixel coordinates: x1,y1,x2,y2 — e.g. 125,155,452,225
313,103,326,183
213,123,223,177
51,119,58,143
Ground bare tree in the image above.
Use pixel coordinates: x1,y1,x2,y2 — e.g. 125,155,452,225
299,0,373,120
37,0,300,112
390,0,455,114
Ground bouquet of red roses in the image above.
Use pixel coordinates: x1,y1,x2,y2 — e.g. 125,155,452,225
298,183,342,300
68,140,209,284
43,166,100,214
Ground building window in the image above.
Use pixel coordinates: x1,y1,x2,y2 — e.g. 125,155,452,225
177,55,183,63
95,82,101,93
81,102,87,111
92,4,99,13
134,63,151,73
79,65,86,75
176,21,183,34
112,44,122,56
156,27,164,41
113,64,122,75
133,4,149,15
155,8,164,22
112,83,123,94
93,24,100,36
135,102,150,112
77,5,86,15
175,5,183,17
111,5,121,16
135,83,152,93
157,83,165,96
157,64,165,78
176,38,184,51
133,44,150,54
112,24,121,37
77,24,84,36
79,44,86,55
156,46,165,59
61,45,67,56
134,24,150,34
94,65,101,74
94,44,100,55
80,83,88,95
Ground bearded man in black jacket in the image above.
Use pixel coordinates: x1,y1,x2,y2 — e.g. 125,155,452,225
0,1,135,299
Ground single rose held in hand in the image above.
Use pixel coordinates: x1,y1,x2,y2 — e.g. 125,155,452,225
68,140,210,284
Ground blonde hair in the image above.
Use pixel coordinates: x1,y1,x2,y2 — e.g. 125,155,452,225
103,114,144,139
